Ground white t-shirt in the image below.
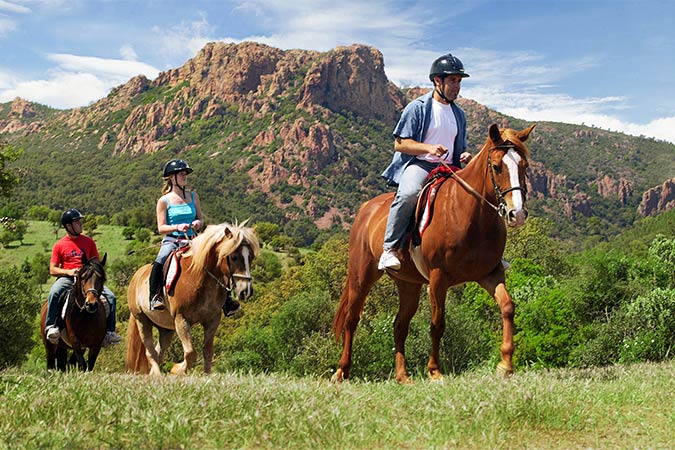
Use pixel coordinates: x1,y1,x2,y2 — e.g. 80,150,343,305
417,98,458,163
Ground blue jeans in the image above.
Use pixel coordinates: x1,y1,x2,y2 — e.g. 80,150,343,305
383,159,438,250
46,276,117,332
155,236,183,265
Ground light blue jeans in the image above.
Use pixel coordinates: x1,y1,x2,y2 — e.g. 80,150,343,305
46,276,117,332
383,159,438,250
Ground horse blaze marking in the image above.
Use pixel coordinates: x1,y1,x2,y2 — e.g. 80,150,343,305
504,149,523,211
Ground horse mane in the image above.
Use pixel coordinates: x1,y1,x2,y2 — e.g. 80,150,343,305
186,222,260,274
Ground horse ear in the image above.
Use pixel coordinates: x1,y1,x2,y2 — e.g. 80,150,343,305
488,123,501,144
224,227,233,239
81,253,88,266
517,124,536,142
101,253,107,267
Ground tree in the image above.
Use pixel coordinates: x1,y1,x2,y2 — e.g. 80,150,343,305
0,141,21,198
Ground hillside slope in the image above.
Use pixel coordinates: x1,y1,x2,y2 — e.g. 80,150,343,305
2,41,674,243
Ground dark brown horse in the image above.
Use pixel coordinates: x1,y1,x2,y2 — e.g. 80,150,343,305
332,123,535,383
40,254,108,371
125,223,260,375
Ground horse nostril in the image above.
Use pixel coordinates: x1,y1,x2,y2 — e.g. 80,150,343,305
523,209,529,219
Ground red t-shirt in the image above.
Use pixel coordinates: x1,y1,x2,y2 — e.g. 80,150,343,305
50,234,100,270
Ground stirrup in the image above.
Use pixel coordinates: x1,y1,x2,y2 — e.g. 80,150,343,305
150,294,165,311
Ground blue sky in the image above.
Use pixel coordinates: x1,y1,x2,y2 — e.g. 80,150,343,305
1,0,675,143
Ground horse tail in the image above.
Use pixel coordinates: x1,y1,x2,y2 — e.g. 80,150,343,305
125,314,150,374
331,278,354,343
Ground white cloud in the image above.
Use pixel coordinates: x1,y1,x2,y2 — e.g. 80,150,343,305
0,1,31,14
119,44,138,61
0,71,109,108
0,15,16,36
0,53,160,109
47,53,159,79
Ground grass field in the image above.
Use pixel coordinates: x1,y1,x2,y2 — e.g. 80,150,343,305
0,221,136,268
2,361,674,449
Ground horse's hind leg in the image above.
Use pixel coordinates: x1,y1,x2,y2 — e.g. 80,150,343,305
136,315,162,376
479,274,514,376
202,319,220,374
87,347,102,371
156,328,175,363
171,313,196,375
427,272,450,380
393,279,422,384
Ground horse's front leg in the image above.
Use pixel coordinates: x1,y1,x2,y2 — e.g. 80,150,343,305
171,313,196,375
202,318,221,374
479,274,514,376
427,270,449,380
86,346,102,371
393,280,422,384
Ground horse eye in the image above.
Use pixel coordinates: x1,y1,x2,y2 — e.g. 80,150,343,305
231,255,239,262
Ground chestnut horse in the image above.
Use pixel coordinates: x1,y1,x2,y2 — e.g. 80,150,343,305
332,123,535,383
126,223,259,375
40,254,108,371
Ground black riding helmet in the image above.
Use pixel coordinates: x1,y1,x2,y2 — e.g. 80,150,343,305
61,208,85,227
429,53,470,81
163,159,194,178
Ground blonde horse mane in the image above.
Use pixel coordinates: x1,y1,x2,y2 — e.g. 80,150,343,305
185,222,260,275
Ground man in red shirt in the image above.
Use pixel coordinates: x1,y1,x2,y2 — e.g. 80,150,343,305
45,209,121,346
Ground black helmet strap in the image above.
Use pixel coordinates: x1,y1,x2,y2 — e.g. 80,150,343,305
173,174,187,200
433,76,453,104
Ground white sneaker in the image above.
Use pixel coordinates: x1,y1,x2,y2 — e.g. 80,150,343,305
378,249,401,271
102,331,122,347
45,325,60,344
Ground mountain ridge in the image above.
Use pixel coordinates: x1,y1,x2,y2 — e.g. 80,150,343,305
1,41,674,243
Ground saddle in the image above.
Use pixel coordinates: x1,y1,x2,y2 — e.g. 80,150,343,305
163,243,191,296
412,164,460,246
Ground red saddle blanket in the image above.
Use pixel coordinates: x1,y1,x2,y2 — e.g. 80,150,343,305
164,244,190,295
413,165,460,246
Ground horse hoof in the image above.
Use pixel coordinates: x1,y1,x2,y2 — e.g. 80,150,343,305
331,369,345,383
429,371,444,382
496,362,514,378
170,363,186,375
396,374,414,385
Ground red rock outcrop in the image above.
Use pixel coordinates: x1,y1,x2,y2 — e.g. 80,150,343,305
638,178,675,216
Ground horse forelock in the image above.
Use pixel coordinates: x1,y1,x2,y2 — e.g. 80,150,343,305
499,129,531,159
187,223,260,274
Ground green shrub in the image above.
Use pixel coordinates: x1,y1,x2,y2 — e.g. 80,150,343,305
619,288,675,363
0,267,42,368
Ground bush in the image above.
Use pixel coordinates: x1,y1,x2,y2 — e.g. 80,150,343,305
619,288,675,363
0,267,42,368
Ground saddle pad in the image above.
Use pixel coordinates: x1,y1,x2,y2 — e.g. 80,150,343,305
413,165,460,245
60,292,111,320
165,252,181,293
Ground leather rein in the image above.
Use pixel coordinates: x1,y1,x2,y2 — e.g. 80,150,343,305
439,143,527,218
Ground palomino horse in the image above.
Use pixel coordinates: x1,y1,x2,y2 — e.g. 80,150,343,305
332,123,535,383
126,223,259,375
40,255,108,371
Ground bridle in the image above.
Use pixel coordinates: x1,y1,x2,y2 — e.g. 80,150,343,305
441,143,528,218
203,242,253,292
72,266,104,312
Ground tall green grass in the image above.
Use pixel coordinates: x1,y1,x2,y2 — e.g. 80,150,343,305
2,361,674,449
